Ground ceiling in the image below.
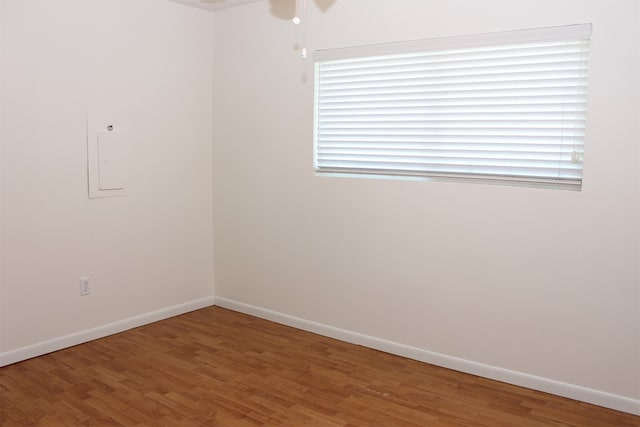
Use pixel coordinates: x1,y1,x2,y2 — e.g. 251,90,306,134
169,0,263,12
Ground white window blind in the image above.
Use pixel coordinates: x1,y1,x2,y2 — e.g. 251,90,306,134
313,24,592,188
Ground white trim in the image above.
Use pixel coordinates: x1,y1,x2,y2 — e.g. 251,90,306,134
315,24,592,62
0,296,215,367
214,296,640,416
168,0,262,12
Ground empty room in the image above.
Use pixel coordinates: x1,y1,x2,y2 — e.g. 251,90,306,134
1,0,639,425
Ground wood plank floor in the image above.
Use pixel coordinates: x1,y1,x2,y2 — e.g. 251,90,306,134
1,307,638,426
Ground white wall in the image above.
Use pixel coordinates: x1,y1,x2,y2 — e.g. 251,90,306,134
0,0,4,357
0,0,214,358
211,0,640,409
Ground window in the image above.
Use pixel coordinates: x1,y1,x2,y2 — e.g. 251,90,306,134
313,24,592,189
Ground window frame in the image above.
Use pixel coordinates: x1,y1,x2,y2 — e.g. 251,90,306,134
313,24,593,190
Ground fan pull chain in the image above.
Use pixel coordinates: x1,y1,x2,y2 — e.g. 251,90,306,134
293,0,308,58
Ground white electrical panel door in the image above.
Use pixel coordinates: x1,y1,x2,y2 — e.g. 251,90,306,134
98,131,126,190
87,109,130,198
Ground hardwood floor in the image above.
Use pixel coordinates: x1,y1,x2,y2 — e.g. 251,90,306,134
1,307,638,426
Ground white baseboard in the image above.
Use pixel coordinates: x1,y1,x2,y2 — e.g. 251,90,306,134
214,296,640,416
0,296,215,367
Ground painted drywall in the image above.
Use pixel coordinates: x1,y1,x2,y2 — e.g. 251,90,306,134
211,0,640,404
0,0,4,355
0,0,214,355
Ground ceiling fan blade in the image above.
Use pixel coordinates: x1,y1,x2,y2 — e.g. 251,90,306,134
314,0,336,13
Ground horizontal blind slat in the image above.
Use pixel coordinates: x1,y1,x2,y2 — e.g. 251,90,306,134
318,96,589,107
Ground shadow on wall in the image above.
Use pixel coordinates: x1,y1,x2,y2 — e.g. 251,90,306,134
269,0,337,20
